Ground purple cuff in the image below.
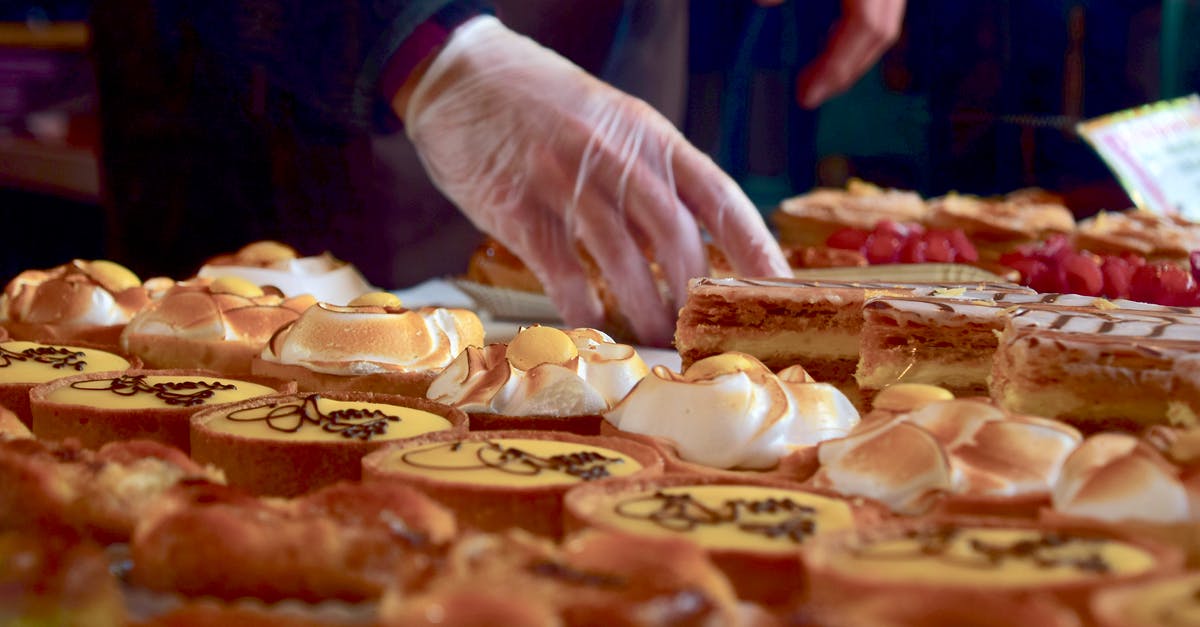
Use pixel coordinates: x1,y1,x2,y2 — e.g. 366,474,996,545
379,18,459,105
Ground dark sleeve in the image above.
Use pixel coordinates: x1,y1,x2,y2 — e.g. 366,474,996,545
186,0,490,134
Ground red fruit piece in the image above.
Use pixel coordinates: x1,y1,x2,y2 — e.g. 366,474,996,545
826,228,870,251
1035,234,1072,263
1062,253,1103,296
1130,263,1170,304
865,232,903,264
922,231,956,263
1100,255,1134,299
946,229,979,263
898,236,928,263
1029,263,1066,293
1156,263,1196,306
873,220,907,239
1004,257,1049,288
1190,250,1200,286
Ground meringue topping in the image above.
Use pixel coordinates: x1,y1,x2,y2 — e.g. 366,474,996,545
197,242,374,305
605,352,859,470
1052,433,1194,524
427,327,648,417
260,299,484,376
0,259,152,329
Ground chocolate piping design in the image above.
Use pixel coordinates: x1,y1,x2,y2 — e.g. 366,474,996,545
0,345,87,371
401,439,624,481
614,490,819,543
850,526,1114,574
225,394,400,440
70,374,235,406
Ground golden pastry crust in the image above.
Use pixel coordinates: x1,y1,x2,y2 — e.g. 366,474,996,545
927,193,1075,243
0,438,222,542
362,429,664,539
1091,571,1200,627
0,530,127,626
465,236,545,294
190,391,468,497
129,480,457,603
1073,209,1200,261
563,473,889,605
30,369,294,453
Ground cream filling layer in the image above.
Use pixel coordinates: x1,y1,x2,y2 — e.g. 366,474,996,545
826,527,1155,587
585,484,854,552
202,396,452,442
47,374,275,409
0,341,130,384
373,438,642,487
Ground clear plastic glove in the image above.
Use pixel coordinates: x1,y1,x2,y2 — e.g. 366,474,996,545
759,0,906,108
401,16,790,347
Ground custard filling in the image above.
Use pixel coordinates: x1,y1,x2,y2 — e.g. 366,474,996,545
827,526,1156,586
590,485,854,552
48,374,275,409
202,395,452,442
377,438,642,487
0,341,130,384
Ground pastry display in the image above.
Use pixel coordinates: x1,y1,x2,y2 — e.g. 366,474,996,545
800,517,1184,622
129,480,457,603
253,291,483,397
426,325,647,435
990,304,1200,432
191,391,467,496
0,258,160,350
196,240,375,305
771,179,929,248
0,437,223,542
604,352,858,472
0,339,134,427
120,277,314,375
30,369,288,452
361,429,662,538
563,473,886,604
810,397,1082,517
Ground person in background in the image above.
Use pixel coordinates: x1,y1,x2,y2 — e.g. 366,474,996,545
90,0,903,347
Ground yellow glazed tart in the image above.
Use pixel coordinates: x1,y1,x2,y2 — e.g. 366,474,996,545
191,391,467,497
30,369,288,452
0,340,133,427
361,430,663,538
801,517,1184,621
564,474,886,605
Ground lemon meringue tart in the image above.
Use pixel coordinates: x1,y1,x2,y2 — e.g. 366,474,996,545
191,391,467,497
0,340,134,428
362,429,663,538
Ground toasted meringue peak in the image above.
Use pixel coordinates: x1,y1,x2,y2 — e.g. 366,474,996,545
427,328,647,417
872,383,954,414
0,259,150,329
605,353,859,470
121,279,302,344
506,325,579,371
209,276,265,298
812,421,952,514
261,302,484,375
813,399,1081,513
347,291,403,308
197,244,372,305
1052,433,1193,523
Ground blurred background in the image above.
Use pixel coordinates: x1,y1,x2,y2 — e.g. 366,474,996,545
1,0,1198,285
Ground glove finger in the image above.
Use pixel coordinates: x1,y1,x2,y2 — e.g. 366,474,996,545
670,143,791,278
619,142,708,311
569,182,675,347
494,209,607,332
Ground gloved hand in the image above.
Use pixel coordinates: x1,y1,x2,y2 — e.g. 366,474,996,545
760,0,906,108
400,16,790,347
